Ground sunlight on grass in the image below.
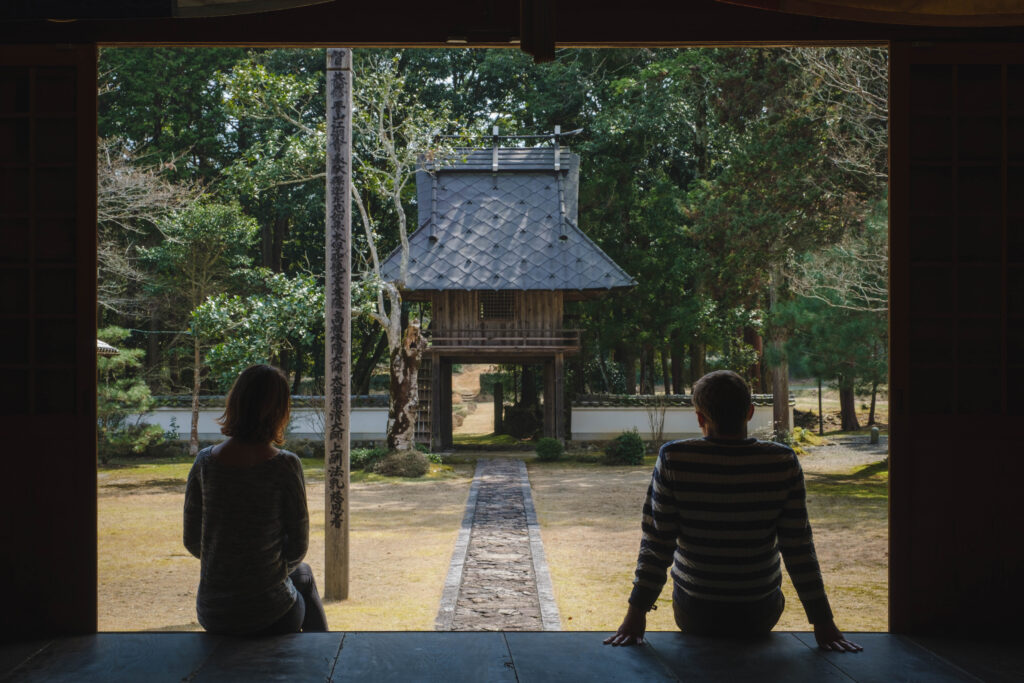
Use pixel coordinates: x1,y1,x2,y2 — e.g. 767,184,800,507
529,456,888,633
451,432,524,446
98,457,473,631
350,463,463,484
807,459,888,500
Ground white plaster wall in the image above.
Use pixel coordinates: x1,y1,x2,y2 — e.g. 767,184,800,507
136,406,389,441
571,405,791,441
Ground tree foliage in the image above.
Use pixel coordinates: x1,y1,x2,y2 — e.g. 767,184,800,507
97,326,165,463
96,46,889,443
194,269,325,391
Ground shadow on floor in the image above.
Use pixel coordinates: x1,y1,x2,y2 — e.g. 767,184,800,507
4,631,1019,682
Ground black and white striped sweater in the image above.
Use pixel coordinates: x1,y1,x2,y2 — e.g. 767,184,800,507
629,437,833,624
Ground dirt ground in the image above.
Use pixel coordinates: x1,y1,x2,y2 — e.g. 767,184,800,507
452,371,889,438
528,441,888,633
791,384,889,431
98,463,474,632
99,436,887,633
451,364,494,435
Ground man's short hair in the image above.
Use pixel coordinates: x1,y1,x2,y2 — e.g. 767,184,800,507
692,370,752,434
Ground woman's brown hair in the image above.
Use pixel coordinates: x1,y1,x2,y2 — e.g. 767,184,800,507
217,364,291,445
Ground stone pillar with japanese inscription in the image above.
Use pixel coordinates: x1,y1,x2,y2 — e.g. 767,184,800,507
325,47,352,600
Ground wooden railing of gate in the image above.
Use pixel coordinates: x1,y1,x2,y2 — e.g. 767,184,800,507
425,328,581,351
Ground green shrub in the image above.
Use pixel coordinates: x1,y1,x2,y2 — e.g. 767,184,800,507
603,429,646,465
351,447,388,471
283,438,325,460
479,372,513,397
372,450,430,477
503,404,541,439
535,437,564,462
368,374,390,392
427,452,444,464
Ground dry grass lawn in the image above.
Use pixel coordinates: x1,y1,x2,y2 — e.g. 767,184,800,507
528,454,888,633
99,445,887,634
98,459,473,632
791,385,889,431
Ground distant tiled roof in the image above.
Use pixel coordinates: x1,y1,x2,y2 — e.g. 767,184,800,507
150,395,388,408
572,394,794,407
380,148,635,293
96,339,119,356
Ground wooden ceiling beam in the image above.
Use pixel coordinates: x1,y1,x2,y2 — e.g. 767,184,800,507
1,0,1023,47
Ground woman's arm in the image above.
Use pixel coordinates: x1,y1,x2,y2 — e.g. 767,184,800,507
282,454,310,572
183,458,203,559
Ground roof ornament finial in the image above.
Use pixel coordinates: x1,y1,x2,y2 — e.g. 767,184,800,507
553,125,568,241
491,124,500,185
429,169,439,243
553,124,561,172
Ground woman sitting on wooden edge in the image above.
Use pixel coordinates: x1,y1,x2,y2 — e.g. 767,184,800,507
184,364,328,635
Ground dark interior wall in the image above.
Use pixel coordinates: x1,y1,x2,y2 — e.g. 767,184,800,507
0,44,97,638
1,2,1023,638
889,43,1024,634
1,0,1024,45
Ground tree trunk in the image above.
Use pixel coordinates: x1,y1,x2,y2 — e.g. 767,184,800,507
493,383,504,434
743,326,764,393
570,357,585,395
623,352,637,395
147,312,161,373
639,344,655,395
261,215,289,272
386,320,426,452
645,345,656,394
670,334,684,395
770,339,791,438
637,346,646,394
521,365,539,408
868,381,878,426
595,339,612,393
291,348,303,394
660,346,671,396
353,330,388,395
190,334,201,457
768,267,790,437
688,342,706,390
840,380,861,431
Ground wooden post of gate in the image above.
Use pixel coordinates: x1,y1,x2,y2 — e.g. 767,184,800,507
494,382,504,434
325,47,352,600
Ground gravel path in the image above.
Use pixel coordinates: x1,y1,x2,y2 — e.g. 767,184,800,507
799,435,889,474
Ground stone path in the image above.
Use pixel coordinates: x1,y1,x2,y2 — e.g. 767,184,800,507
436,458,560,631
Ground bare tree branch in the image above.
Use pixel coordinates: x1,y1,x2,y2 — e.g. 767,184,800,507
96,138,200,315
785,47,888,190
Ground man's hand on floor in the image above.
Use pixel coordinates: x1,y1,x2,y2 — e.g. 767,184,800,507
814,620,863,652
604,605,647,646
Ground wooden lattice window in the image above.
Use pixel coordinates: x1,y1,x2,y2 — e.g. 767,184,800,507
480,291,514,320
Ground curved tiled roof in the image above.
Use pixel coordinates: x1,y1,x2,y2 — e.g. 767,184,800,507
381,148,635,293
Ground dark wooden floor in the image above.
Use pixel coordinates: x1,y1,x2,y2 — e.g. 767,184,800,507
2,631,1020,682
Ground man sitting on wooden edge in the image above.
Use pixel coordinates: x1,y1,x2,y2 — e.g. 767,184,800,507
604,370,862,652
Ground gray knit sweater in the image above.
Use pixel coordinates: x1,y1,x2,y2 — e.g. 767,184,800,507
184,446,309,634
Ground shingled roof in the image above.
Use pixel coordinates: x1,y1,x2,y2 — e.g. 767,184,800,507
380,147,635,297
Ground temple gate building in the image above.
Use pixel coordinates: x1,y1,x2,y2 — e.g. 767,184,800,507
382,142,635,448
